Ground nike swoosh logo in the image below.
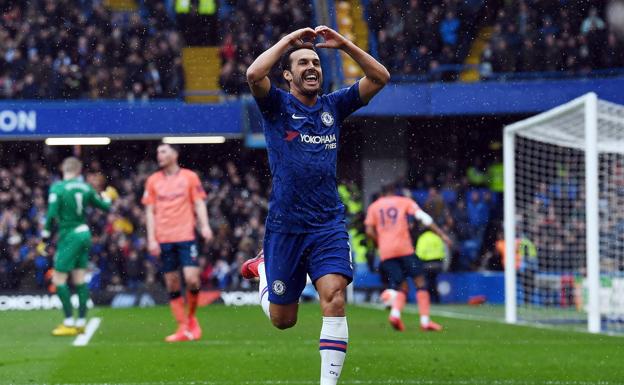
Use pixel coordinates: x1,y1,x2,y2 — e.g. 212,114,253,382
330,364,342,367
291,114,306,120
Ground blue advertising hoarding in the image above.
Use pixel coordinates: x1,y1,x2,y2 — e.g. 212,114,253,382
0,101,243,140
355,75,624,117
1,76,623,140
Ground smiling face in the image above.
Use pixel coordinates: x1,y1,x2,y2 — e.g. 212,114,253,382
283,48,322,97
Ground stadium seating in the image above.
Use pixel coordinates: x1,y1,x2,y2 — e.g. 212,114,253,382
364,0,623,82
0,1,183,100
1,1,619,295
0,145,267,293
3,1,621,99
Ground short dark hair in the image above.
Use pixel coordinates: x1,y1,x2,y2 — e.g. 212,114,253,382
280,45,318,72
381,182,396,195
158,142,180,154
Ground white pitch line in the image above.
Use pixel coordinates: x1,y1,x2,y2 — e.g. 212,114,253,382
72,317,101,347
36,379,624,385
358,304,624,338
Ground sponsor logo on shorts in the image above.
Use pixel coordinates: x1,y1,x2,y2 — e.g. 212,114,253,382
272,280,286,296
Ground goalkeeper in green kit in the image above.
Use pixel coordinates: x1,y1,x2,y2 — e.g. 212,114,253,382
43,157,117,336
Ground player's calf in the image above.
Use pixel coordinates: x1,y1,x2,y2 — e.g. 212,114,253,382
315,274,350,385
383,288,406,331
319,317,348,385
317,276,347,316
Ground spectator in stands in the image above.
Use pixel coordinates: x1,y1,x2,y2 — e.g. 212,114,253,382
602,32,624,69
218,0,313,94
519,38,540,72
423,188,448,225
466,158,487,187
367,0,465,79
467,191,489,239
0,1,184,100
440,11,460,46
580,7,605,36
451,199,472,242
483,2,623,79
0,145,269,293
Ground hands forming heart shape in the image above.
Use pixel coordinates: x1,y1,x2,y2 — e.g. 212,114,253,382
290,26,347,49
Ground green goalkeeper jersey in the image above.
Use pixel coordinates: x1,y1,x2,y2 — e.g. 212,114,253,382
44,178,111,234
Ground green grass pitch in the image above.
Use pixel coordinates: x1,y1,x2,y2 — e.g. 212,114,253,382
0,304,622,385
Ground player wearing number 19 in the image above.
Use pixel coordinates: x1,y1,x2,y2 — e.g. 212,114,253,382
365,183,452,332
43,157,116,336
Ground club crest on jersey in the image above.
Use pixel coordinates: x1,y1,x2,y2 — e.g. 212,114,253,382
321,112,334,127
272,280,286,296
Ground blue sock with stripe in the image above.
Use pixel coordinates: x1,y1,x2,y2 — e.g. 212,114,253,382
319,316,348,385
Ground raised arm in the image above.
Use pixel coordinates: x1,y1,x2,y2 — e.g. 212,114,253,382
426,222,453,248
246,27,317,98
315,26,390,104
413,209,453,248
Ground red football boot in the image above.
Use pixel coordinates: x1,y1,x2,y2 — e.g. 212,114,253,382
241,250,264,279
388,316,405,332
165,325,194,342
420,320,443,332
188,316,202,340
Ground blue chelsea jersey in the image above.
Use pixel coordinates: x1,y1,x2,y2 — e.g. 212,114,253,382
254,81,366,233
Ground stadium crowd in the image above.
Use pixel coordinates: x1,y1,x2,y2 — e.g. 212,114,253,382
218,0,314,95
366,0,470,79
0,143,509,293
0,1,184,100
6,144,611,299
3,0,622,98
480,2,624,78
0,146,268,293
364,0,623,80
400,156,504,272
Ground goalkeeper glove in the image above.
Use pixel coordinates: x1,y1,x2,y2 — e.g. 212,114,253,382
40,230,51,256
101,186,119,201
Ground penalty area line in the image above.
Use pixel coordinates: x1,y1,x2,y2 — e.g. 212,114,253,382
72,317,101,347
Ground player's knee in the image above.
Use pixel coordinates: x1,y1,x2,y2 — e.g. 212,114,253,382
52,272,67,286
414,276,426,289
164,274,181,291
321,287,346,315
271,314,297,330
166,282,181,292
185,278,200,290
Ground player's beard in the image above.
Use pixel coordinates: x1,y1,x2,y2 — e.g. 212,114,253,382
294,69,321,97
158,156,173,168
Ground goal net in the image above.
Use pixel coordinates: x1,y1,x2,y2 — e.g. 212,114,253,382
504,93,624,334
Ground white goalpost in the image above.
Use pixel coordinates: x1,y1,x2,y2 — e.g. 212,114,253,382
504,93,624,334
